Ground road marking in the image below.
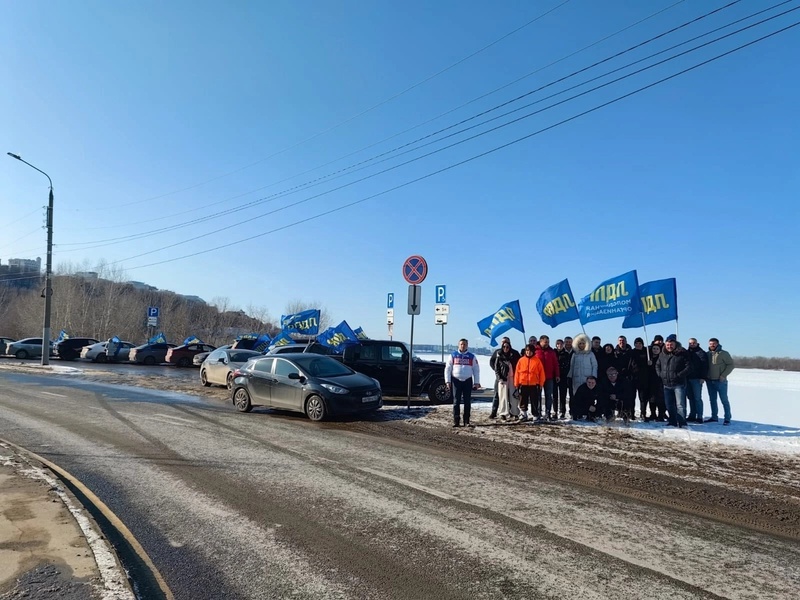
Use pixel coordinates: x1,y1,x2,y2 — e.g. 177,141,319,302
40,391,67,398
117,412,197,426
357,466,456,500
152,413,196,424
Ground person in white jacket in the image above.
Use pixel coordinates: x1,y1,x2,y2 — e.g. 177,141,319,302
445,339,481,428
569,333,598,395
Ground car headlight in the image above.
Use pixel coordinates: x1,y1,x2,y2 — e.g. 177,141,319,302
321,383,349,394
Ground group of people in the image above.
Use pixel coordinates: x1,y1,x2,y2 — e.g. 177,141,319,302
466,332,735,428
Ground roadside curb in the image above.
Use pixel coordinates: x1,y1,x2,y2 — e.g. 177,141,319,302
1,439,174,600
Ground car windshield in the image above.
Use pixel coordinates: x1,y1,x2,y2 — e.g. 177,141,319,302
230,351,260,362
292,355,353,378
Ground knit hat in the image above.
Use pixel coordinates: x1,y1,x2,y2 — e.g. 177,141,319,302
666,334,677,342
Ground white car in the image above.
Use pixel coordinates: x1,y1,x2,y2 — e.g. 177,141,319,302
200,348,262,390
6,338,53,359
80,341,135,363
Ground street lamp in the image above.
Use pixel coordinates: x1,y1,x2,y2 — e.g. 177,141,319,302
7,152,54,366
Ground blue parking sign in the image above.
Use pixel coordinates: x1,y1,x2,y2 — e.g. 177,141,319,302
387,293,394,309
435,285,446,304
148,306,159,318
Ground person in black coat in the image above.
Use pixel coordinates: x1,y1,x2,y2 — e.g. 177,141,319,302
597,343,616,384
613,336,635,382
686,337,709,423
599,366,634,421
631,337,652,419
572,376,600,420
648,344,667,421
655,335,691,427
555,337,574,419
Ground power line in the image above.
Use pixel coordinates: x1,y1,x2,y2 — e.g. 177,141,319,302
56,1,792,252
84,0,572,210
68,0,680,226
117,19,800,271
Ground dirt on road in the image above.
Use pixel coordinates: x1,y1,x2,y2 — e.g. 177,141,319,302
8,362,800,542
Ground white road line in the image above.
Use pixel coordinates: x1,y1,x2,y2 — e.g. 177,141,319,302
357,466,456,500
40,391,67,398
117,412,197,426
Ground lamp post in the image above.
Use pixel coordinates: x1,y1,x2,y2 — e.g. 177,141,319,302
7,152,54,366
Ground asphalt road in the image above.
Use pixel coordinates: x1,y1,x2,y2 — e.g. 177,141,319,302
1,367,798,599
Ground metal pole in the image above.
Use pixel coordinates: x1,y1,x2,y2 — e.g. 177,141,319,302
7,153,54,366
441,324,444,363
407,312,415,410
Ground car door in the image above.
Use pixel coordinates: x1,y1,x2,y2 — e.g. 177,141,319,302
270,358,305,412
248,358,275,407
204,349,226,384
377,343,409,395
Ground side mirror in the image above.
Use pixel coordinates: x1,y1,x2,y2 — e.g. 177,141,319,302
288,372,301,380
217,357,226,363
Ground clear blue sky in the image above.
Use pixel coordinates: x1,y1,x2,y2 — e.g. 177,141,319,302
2,1,799,357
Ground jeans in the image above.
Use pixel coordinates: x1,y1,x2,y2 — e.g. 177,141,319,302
491,379,499,417
663,385,687,427
451,377,473,425
543,379,555,416
706,379,731,421
686,378,704,420
556,378,571,415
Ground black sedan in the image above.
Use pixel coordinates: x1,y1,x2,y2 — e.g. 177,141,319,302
230,353,382,421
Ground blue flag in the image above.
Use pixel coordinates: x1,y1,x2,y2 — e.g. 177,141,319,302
148,332,167,344
281,309,321,336
578,270,641,325
269,331,296,348
477,300,525,347
252,333,272,353
622,278,678,328
536,279,580,328
318,321,359,351
354,327,369,340
183,335,202,345
56,330,69,343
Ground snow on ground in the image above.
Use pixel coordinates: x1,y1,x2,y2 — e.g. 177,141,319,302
418,352,800,455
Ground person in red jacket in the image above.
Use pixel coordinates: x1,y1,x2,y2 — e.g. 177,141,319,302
514,344,546,422
535,335,561,421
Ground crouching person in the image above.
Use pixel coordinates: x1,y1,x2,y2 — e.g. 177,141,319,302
573,376,600,420
514,344,545,422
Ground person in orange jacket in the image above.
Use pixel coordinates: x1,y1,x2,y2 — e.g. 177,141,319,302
514,344,546,422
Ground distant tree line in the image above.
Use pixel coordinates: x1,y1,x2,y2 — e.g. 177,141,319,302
0,262,330,346
731,356,800,372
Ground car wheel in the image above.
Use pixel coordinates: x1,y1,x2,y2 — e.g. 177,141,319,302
226,372,234,391
95,354,107,363
305,394,327,422
233,388,252,412
429,378,449,404
15,350,28,360
200,369,211,387
143,356,156,365
178,357,191,368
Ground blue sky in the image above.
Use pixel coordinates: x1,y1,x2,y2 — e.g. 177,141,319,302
2,0,799,357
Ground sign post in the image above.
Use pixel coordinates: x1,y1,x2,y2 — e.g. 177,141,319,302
435,303,449,363
386,293,394,339
402,256,427,409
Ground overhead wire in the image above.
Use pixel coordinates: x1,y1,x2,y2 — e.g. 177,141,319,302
83,0,572,210
67,0,685,228
55,1,795,252
112,17,800,270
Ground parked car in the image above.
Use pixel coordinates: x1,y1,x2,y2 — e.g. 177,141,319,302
128,342,176,365
80,341,136,363
200,348,262,389
165,343,217,367
5,338,53,359
0,337,16,354
230,353,382,421
333,340,447,403
193,344,231,367
54,337,99,361
266,342,334,356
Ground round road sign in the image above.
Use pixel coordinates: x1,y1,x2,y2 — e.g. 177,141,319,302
402,255,428,284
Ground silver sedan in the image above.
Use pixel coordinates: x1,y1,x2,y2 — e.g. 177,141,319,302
200,348,262,390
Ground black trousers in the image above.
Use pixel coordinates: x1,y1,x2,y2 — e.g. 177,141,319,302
556,378,572,415
451,378,473,425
